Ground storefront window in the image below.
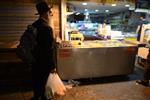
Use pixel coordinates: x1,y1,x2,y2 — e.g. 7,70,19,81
65,0,150,41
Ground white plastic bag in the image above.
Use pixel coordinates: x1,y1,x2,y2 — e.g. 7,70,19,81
45,72,66,97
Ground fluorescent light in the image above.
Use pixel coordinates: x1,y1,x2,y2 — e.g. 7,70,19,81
82,2,87,5
125,4,130,7
105,10,109,12
111,4,116,6
95,9,99,12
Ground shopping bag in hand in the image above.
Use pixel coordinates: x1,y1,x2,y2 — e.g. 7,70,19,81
45,72,66,96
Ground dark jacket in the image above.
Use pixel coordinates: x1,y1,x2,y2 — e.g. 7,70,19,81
32,18,55,71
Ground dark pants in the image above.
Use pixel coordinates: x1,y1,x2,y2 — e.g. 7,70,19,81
144,50,150,80
31,62,50,99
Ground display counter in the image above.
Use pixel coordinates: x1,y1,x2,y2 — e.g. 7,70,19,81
57,40,138,80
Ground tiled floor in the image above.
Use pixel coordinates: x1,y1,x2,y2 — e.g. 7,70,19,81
0,81,150,100
0,67,150,100
56,81,150,100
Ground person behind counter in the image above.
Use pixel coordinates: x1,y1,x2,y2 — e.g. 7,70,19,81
31,1,56,100
97,20,111,40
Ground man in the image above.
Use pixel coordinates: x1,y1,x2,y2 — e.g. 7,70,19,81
136,49,150,86
31,1,56,100
136,23,150,86
136,32,150,86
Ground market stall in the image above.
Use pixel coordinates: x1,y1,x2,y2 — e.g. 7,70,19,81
57,40,138,80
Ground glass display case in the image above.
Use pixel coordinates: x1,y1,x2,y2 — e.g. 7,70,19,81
57,40,138,80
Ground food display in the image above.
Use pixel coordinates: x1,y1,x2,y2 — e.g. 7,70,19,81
59,40,136,48
84,40,135,47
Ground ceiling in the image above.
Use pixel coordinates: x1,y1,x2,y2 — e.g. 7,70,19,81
67,1,135,14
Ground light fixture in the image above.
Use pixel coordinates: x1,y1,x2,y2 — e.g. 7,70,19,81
82,2,87,6
105,10,109,12
95,9,99,12
111,4,116,6
125,4,130,7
